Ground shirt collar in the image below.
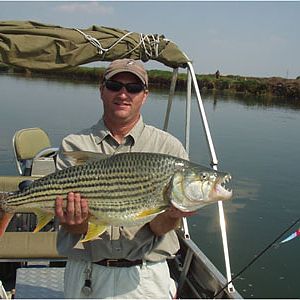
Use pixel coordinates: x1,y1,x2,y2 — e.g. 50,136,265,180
128,116,144,144
91,118,110,144
92,116,145,145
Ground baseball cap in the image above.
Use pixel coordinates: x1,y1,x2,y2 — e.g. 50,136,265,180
104,59,148,87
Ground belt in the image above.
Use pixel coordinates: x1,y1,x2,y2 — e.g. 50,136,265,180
93,259,143,268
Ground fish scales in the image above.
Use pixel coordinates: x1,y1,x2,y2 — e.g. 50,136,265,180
0,152,233,240
4,153,178,217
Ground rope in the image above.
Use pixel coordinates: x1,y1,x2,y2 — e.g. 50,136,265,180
214,217,300,298
75,29,135,55
75,29,161,60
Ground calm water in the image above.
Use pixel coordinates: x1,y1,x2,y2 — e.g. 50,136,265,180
1,74,300,298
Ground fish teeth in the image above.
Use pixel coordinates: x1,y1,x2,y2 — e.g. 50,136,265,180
221,175,232,192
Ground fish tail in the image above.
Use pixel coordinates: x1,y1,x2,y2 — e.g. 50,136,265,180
0,193,14,237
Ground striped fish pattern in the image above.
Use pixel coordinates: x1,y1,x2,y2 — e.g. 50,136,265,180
0,152,232,241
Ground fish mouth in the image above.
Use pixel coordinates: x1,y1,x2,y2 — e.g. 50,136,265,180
214,174,233,200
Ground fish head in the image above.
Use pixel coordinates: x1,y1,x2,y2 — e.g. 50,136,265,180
169,162,232,212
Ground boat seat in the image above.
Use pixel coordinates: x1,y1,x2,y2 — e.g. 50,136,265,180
11,127,59,233
12,127,58,176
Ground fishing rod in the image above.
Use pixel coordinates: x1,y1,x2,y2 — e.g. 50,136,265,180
214,217,300,298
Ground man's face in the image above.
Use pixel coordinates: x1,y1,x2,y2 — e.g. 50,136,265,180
100,72,148,125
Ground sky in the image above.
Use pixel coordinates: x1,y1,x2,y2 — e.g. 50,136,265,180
0,1,299,79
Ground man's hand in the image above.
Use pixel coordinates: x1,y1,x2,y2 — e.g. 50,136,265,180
149,205,197,236
165,206,197,219
55,192,89,234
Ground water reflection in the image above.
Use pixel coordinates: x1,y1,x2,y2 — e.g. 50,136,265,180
1,72,98,87
203,91,300,110
4,72,300,110
233,178,261,202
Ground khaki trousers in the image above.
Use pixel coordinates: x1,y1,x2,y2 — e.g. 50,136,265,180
64,259,177,299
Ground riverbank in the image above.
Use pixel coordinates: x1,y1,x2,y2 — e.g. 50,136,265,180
1,63,299,100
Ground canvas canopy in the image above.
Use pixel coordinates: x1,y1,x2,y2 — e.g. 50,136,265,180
0,20,190,71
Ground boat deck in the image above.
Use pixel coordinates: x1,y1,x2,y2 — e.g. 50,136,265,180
15,267,64,299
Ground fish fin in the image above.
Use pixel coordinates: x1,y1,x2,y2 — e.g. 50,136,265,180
80,222,108,243
0,211,14,237
63,151,110,165
136,207,164,219
33,210,54,233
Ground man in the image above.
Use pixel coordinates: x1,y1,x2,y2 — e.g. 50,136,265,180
55,59,194,298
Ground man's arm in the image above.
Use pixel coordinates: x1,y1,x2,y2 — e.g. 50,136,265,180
149,206,196,236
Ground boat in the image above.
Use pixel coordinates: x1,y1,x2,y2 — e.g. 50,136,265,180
0,21,243,299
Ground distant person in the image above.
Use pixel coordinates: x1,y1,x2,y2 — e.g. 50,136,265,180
54,59,195,298
215,70,220,79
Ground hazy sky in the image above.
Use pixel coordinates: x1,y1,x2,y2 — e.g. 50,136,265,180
0,1,299,78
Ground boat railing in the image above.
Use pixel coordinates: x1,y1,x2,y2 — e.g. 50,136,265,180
171,232,243,299
163,62,235,294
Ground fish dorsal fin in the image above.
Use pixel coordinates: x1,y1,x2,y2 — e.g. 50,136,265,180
80,222,108,243
63,151,110,165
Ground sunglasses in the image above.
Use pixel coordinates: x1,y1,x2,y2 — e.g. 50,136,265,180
104,80,146,94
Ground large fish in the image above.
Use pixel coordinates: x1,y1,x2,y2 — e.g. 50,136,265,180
0,152,232,242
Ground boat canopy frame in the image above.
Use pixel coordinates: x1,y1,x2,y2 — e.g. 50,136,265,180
0,20,234,294
164,63,235,294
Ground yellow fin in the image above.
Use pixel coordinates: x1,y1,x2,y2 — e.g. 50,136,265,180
33,210,54,233
136,207,164,219
63,151,110,165
80,222,108,243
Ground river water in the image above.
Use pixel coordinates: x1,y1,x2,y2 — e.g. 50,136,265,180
1,74,300,298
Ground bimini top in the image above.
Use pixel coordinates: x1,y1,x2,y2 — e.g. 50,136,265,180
0,20,190,71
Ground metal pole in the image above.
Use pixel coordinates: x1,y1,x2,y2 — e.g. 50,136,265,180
181,69,193,239
185,69,192,155
177,248,194,291
186,62,235,293
0,280,8,299
186,62,218,166
163,68,178,131
164,68,191,239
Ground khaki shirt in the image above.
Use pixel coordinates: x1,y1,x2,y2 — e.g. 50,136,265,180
56,117,188,262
